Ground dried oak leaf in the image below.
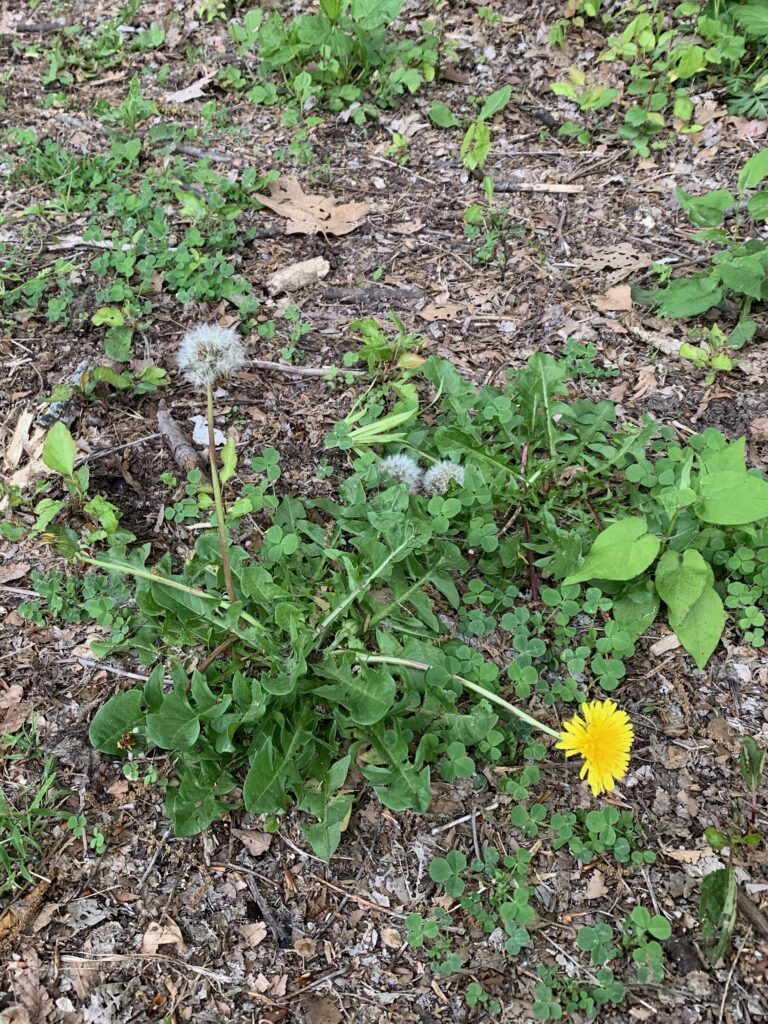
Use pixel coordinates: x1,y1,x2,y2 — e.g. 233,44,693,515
11,947,54,1023
140,918,185,955
251,176,370,236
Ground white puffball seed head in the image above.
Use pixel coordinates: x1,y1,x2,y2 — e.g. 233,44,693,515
380,453,423,493
423,460,465,495
177,323,246,389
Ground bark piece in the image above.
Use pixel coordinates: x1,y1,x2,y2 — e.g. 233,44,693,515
157,401,208,477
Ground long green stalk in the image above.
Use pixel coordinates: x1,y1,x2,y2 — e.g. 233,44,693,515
350,652,561,739
80,555,261,632
319,535,413,632
207,383,236,603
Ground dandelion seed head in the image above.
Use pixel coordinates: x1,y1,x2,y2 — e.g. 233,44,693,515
423,460,465,496
177,323,246,388
380,453,423,493
556,699,634,797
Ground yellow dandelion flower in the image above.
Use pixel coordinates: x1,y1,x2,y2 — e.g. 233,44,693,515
557,699,633,797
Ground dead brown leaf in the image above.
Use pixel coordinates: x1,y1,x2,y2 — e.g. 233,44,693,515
165,71,216,104
251,176,370,236
695,99,726,125
234,830,273,857
1,684,29,734
750,417,768,440
390,219,424,235
732,118,768,140
303,995,343,1024
705,716,736,747
0,564,30,585
140,918,185,954
663,848,706,864
418,299,462,321
10,948,53,1023
8,427,46,491
594,284,632,311
584,869,608,900
628,367,658,403
582,242,653,287
239,922,268,948
67,957,95,1003
269,974,288,998
0,1010,32,1024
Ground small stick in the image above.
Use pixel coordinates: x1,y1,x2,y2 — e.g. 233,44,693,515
137,826,173,887
0,585,38,598
308,874,406,919
321,285,425,307
157,401,207,477
737,889,768,940
16,21,68,33
470,807,481,862
56,656,156,682
198,636,238,673
246,359,362,378
173,143,243,165
430,802,500,835
245,874,288,948
585,497,604,530
717,927,752,1024
74,433,161,468
492,182,584,194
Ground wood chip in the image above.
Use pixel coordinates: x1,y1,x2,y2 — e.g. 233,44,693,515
650,633,681,656
266,257,330,295
157,402,208,477
3,410,34,470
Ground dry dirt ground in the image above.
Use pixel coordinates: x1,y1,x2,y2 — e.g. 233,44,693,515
1,0,768,1022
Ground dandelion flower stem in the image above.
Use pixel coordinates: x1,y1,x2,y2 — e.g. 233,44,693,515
206,382,236,603
348,652,561,738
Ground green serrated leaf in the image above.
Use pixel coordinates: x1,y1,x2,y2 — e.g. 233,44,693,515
700,867,737,962
243,737,289,813
315,665,396,725
145,686,200,750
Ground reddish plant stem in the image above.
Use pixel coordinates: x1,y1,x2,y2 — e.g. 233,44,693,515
523,519,540,606
585,497,604,530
